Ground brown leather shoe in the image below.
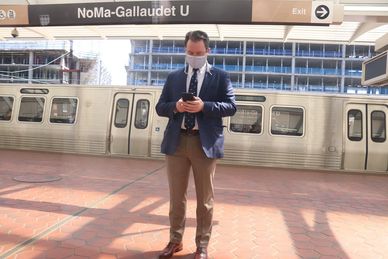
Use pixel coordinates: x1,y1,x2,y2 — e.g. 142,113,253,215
158,242,183,259
194,247,207,259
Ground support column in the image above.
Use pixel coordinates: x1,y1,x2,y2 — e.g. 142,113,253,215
148,40,153,85
291,42,296,91
242,41,246,88
28,51,33,84
340,44,346,93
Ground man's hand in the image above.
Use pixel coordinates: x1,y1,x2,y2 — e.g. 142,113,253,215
176,97,204,113
175,98,186,113
182,97,204,113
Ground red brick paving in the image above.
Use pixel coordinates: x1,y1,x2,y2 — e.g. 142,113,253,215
1,149,388,259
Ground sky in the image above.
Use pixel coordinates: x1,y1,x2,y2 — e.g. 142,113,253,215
73,40,131,85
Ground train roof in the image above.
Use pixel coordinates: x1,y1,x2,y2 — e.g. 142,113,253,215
1,83,387,102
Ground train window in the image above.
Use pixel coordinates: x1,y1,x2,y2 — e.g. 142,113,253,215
348,109,363,141
18,97,45,122
230,105,262,134
134,99,150,129
114,99,129,128
371,111,386,143
50,98,78,124
0,96,14,121
271,107,304,136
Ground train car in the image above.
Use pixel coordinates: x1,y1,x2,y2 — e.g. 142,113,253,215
0,84,387,173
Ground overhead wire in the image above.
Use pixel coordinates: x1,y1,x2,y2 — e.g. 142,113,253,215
0,52,70,74
0,73,50,84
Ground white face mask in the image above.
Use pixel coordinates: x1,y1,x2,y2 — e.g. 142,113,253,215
185,54,207,69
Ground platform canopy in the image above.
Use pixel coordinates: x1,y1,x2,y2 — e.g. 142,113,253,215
0,0,387,45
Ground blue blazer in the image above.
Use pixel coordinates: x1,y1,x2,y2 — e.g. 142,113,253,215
156,66,237,158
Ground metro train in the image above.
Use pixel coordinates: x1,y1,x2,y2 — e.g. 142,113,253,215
0,84,387,173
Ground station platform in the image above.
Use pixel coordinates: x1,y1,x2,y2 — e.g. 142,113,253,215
1,149,388,259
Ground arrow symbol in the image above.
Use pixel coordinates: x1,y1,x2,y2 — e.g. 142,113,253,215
315,5,330,19
317,7,328,17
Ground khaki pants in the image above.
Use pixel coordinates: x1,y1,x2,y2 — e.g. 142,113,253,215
166,134,217,248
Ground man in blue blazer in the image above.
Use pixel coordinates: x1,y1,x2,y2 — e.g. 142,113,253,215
156,30,236,259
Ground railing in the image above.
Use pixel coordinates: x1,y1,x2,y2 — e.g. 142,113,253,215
134,45,365,59
246,48,293,56
150,63,185,70
245,66,292,73
213,64,243,71
211,48,243,55
127,78,388,95
0,41,70,51
244,82,284,89
345,70,362,77
150,79,166,85
324,86,340,92
129,79,148,85
132,63,356,76
132,63,185,70
133,64,148,70
295,50,342,58
134,47,149,54
232,82,244,88
151,47,184,53
294,67,342,75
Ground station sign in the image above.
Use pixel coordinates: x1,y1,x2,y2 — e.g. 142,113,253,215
252,0,334,24
0,0,340,27
0,5,28,26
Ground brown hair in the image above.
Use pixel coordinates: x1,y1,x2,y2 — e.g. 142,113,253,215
184,30,209,49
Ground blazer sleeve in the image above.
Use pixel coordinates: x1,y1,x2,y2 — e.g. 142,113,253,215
155,73,178,119
202,70,237,118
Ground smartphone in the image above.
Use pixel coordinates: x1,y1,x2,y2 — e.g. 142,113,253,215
181,92,195,101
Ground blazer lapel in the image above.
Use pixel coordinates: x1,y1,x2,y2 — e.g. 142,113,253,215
176,68,188,95
199,67,215,98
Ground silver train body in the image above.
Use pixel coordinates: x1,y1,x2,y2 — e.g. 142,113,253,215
0,84,387,173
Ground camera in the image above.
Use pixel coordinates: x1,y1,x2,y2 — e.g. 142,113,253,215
11,28,19,38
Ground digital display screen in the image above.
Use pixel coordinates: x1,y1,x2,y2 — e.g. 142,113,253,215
364,52,387,81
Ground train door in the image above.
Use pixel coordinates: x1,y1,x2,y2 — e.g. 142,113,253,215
344,103,388,172
367,105,388,171
110,93,152,157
